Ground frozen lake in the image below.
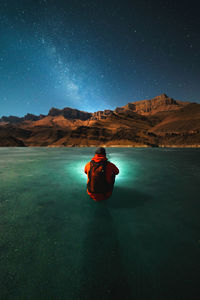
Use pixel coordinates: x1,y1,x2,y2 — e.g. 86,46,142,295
0,147,200,300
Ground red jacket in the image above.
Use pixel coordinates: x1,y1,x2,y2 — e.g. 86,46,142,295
84,154,119,201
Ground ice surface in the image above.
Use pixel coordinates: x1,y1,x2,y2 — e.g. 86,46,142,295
0,147,200,299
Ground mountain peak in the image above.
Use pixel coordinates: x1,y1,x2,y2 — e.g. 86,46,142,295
154,93,168,99
119,94,188,116
48,107,92,120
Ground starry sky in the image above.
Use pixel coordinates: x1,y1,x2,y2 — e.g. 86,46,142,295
0,0,199,117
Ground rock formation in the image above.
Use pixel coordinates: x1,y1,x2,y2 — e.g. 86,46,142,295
0,94,199,147
117,94,189,116
48,107,92,120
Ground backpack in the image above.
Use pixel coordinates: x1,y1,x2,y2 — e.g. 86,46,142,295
87,160,110,194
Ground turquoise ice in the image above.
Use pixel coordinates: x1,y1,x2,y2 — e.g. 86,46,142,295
0,147,200,300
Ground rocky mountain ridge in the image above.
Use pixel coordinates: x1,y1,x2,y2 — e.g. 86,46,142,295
115,94,189,115
0,94,199,147
0,94,188,123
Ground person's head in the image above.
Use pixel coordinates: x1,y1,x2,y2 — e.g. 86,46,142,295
95,147,106,156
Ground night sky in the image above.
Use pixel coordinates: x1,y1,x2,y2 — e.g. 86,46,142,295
0,0,199,117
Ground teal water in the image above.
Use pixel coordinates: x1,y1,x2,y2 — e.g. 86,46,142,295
0,147,200,300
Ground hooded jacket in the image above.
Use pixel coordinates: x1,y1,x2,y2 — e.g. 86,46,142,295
84,154,119,201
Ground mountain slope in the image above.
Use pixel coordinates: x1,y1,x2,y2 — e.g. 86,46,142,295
0,94,199,147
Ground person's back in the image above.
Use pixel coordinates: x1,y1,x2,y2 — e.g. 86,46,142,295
84,147,119,201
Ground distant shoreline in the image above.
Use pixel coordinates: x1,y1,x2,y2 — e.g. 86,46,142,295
49,144,200,148
1,145,199,148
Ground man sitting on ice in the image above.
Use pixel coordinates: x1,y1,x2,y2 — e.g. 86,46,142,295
84,147,119,201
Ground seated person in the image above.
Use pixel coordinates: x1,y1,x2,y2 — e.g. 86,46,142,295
84,147,119,201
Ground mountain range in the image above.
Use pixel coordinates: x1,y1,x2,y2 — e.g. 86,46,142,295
0,94,200,147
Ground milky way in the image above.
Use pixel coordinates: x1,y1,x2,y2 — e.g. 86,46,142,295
0,0,199,117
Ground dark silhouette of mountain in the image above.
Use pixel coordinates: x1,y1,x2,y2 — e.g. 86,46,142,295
0,113,45,123
0,94,199,147
48,107,92,120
